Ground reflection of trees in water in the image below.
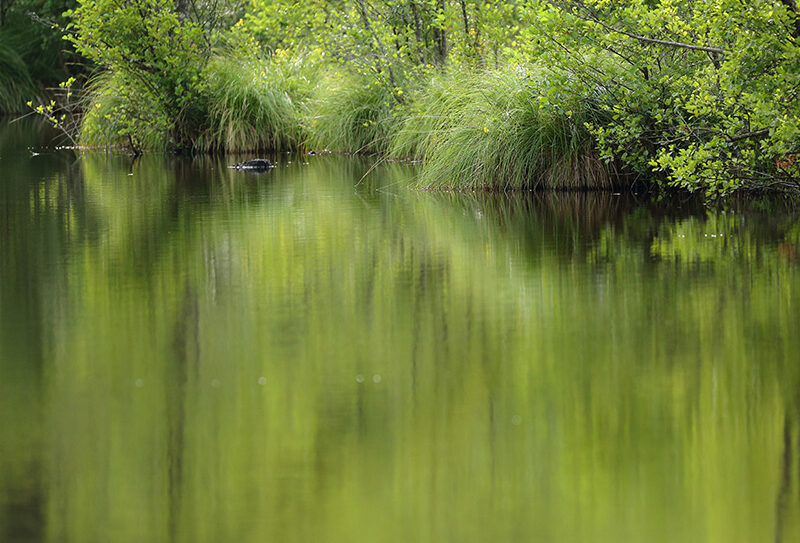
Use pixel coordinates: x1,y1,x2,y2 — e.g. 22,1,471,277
419,191,711,262
167,282,200,542
0,122,90,543
0,470,42,543
7,119,800,542
775,402,800,543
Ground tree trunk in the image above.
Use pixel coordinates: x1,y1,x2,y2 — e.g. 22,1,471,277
410,1,427,65
459,0,469,38
435,0,447,64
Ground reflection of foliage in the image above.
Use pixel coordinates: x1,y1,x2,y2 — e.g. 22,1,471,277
4,129,800,540
651,211,800,269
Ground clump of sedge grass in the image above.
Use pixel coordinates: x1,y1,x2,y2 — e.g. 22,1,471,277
389,71,475,161
306,71,403,154
400,66,611,190
0,32,37,113
80,71,170,150
198,51,314,153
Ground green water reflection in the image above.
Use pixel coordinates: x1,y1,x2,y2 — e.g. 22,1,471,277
2,118,800,542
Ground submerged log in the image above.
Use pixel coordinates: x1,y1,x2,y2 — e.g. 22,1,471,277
230,158,274,171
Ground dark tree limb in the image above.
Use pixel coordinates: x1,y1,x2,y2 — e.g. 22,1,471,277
778,0,800,39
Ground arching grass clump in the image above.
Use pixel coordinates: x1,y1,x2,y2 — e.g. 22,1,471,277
0,32,37,113
80,72,170,150
405,66,611,190
306,72,402,154
80,51,315,153
389,71,474,161
197,52,314,153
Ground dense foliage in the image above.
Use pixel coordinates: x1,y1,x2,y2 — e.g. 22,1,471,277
27,0,800,194
517,0,800,193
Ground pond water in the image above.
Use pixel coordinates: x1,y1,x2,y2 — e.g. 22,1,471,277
2,117,800,542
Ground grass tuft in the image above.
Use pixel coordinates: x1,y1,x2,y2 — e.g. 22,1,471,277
80,71,169,150
197,53,314,153
306,72,402,154
0,31,37,113
397,66,611,190
74,53,616,191
389,71,473,161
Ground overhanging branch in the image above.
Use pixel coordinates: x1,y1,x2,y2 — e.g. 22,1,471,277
565,3,726,55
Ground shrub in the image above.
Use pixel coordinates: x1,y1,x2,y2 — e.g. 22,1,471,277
66,0,210,150
80,71,170,150
520,0,800,195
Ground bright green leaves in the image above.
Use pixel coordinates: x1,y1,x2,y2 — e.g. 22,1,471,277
67,0,213,150
518,0,800,195
54,0,800,193
244,0,526,90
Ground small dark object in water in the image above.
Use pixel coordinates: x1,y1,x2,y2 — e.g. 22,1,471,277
230,158,274,171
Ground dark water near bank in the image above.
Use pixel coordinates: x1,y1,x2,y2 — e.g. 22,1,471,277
2,117,800,542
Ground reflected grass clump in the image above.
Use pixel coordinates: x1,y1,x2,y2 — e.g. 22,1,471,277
4,125,800,542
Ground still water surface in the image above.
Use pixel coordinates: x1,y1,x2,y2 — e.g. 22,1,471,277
2,118,800,542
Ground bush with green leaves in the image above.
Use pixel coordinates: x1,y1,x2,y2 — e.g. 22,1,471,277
244,0,526,94
80,71,170,149
66,0,212,151
517,0,800,195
